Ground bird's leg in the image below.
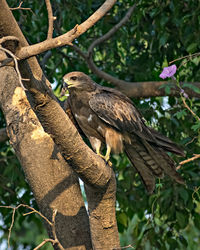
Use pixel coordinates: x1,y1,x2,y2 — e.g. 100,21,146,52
96,143,105,159
104,145,112,167
89,137,112,166
96,145,112,166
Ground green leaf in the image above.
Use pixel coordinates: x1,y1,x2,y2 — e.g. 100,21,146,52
176,211,188,229
191,122,200,131
179,188,189,204
167,238,178,249
186,43,198,53
159,33,169,47
194,213,200,230
179,235,188,247
175,110,187,119
182,83,200,94
165,85,171,95
117,213,128,227
194,200,200,213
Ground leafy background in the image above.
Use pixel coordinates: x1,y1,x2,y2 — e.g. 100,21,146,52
0,0,200,249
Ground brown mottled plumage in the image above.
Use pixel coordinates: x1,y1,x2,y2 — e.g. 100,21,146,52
63,72,185,193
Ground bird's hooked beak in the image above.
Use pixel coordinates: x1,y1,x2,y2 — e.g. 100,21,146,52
61,77,76,96
63,75,81,89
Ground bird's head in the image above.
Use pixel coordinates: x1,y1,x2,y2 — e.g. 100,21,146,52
62,72,96,92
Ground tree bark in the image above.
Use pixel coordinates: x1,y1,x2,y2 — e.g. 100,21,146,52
0,65,92,249
0,128,8,143
0,1,120,249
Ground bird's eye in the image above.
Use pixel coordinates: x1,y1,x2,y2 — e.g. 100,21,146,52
71,76,77,81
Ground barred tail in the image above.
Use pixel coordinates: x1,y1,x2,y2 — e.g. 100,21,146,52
124,136,184,193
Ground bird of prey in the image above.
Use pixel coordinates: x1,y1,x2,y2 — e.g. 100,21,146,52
63,72,185,193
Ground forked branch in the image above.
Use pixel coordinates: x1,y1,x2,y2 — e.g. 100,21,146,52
71,4,200,99
15,0,117,59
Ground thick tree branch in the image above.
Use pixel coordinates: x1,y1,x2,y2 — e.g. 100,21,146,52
14,0,117,59
0,66,92,249
1,0,112,188
72,4,200,99
32,89,112,188
73,45,200,98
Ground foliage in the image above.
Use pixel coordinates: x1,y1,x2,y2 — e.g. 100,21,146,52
1,0,200,249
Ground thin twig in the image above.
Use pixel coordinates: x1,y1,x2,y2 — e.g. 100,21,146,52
113,245,135,250
169,52,200,65
192,186,200,201
51,209,64,250
23,210,38,216
0,204,57,249
8,207,16,248
88,4,136,55
45,0,56,39
185,136,198,146
181,96,200,121
0,47,27,90
21,205,53,225
1,204,53,226
177,154,200,170
0,204,66,249
33,238,57,250
10,1,31,11
176,80,200,121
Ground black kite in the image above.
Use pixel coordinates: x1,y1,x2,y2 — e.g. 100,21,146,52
63,72,185,193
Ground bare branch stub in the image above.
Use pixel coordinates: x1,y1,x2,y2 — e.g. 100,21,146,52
45,0,56,39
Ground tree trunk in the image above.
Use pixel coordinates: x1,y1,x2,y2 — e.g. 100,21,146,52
0,1,120,249
0,63,92,250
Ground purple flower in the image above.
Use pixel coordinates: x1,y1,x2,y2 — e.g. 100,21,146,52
159,64,177,79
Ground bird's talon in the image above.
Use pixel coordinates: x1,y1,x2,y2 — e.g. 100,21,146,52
107,160,112,167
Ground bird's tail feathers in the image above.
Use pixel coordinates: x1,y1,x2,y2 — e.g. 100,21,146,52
125,144,156,193
148,128,185,156
124,136,184,193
